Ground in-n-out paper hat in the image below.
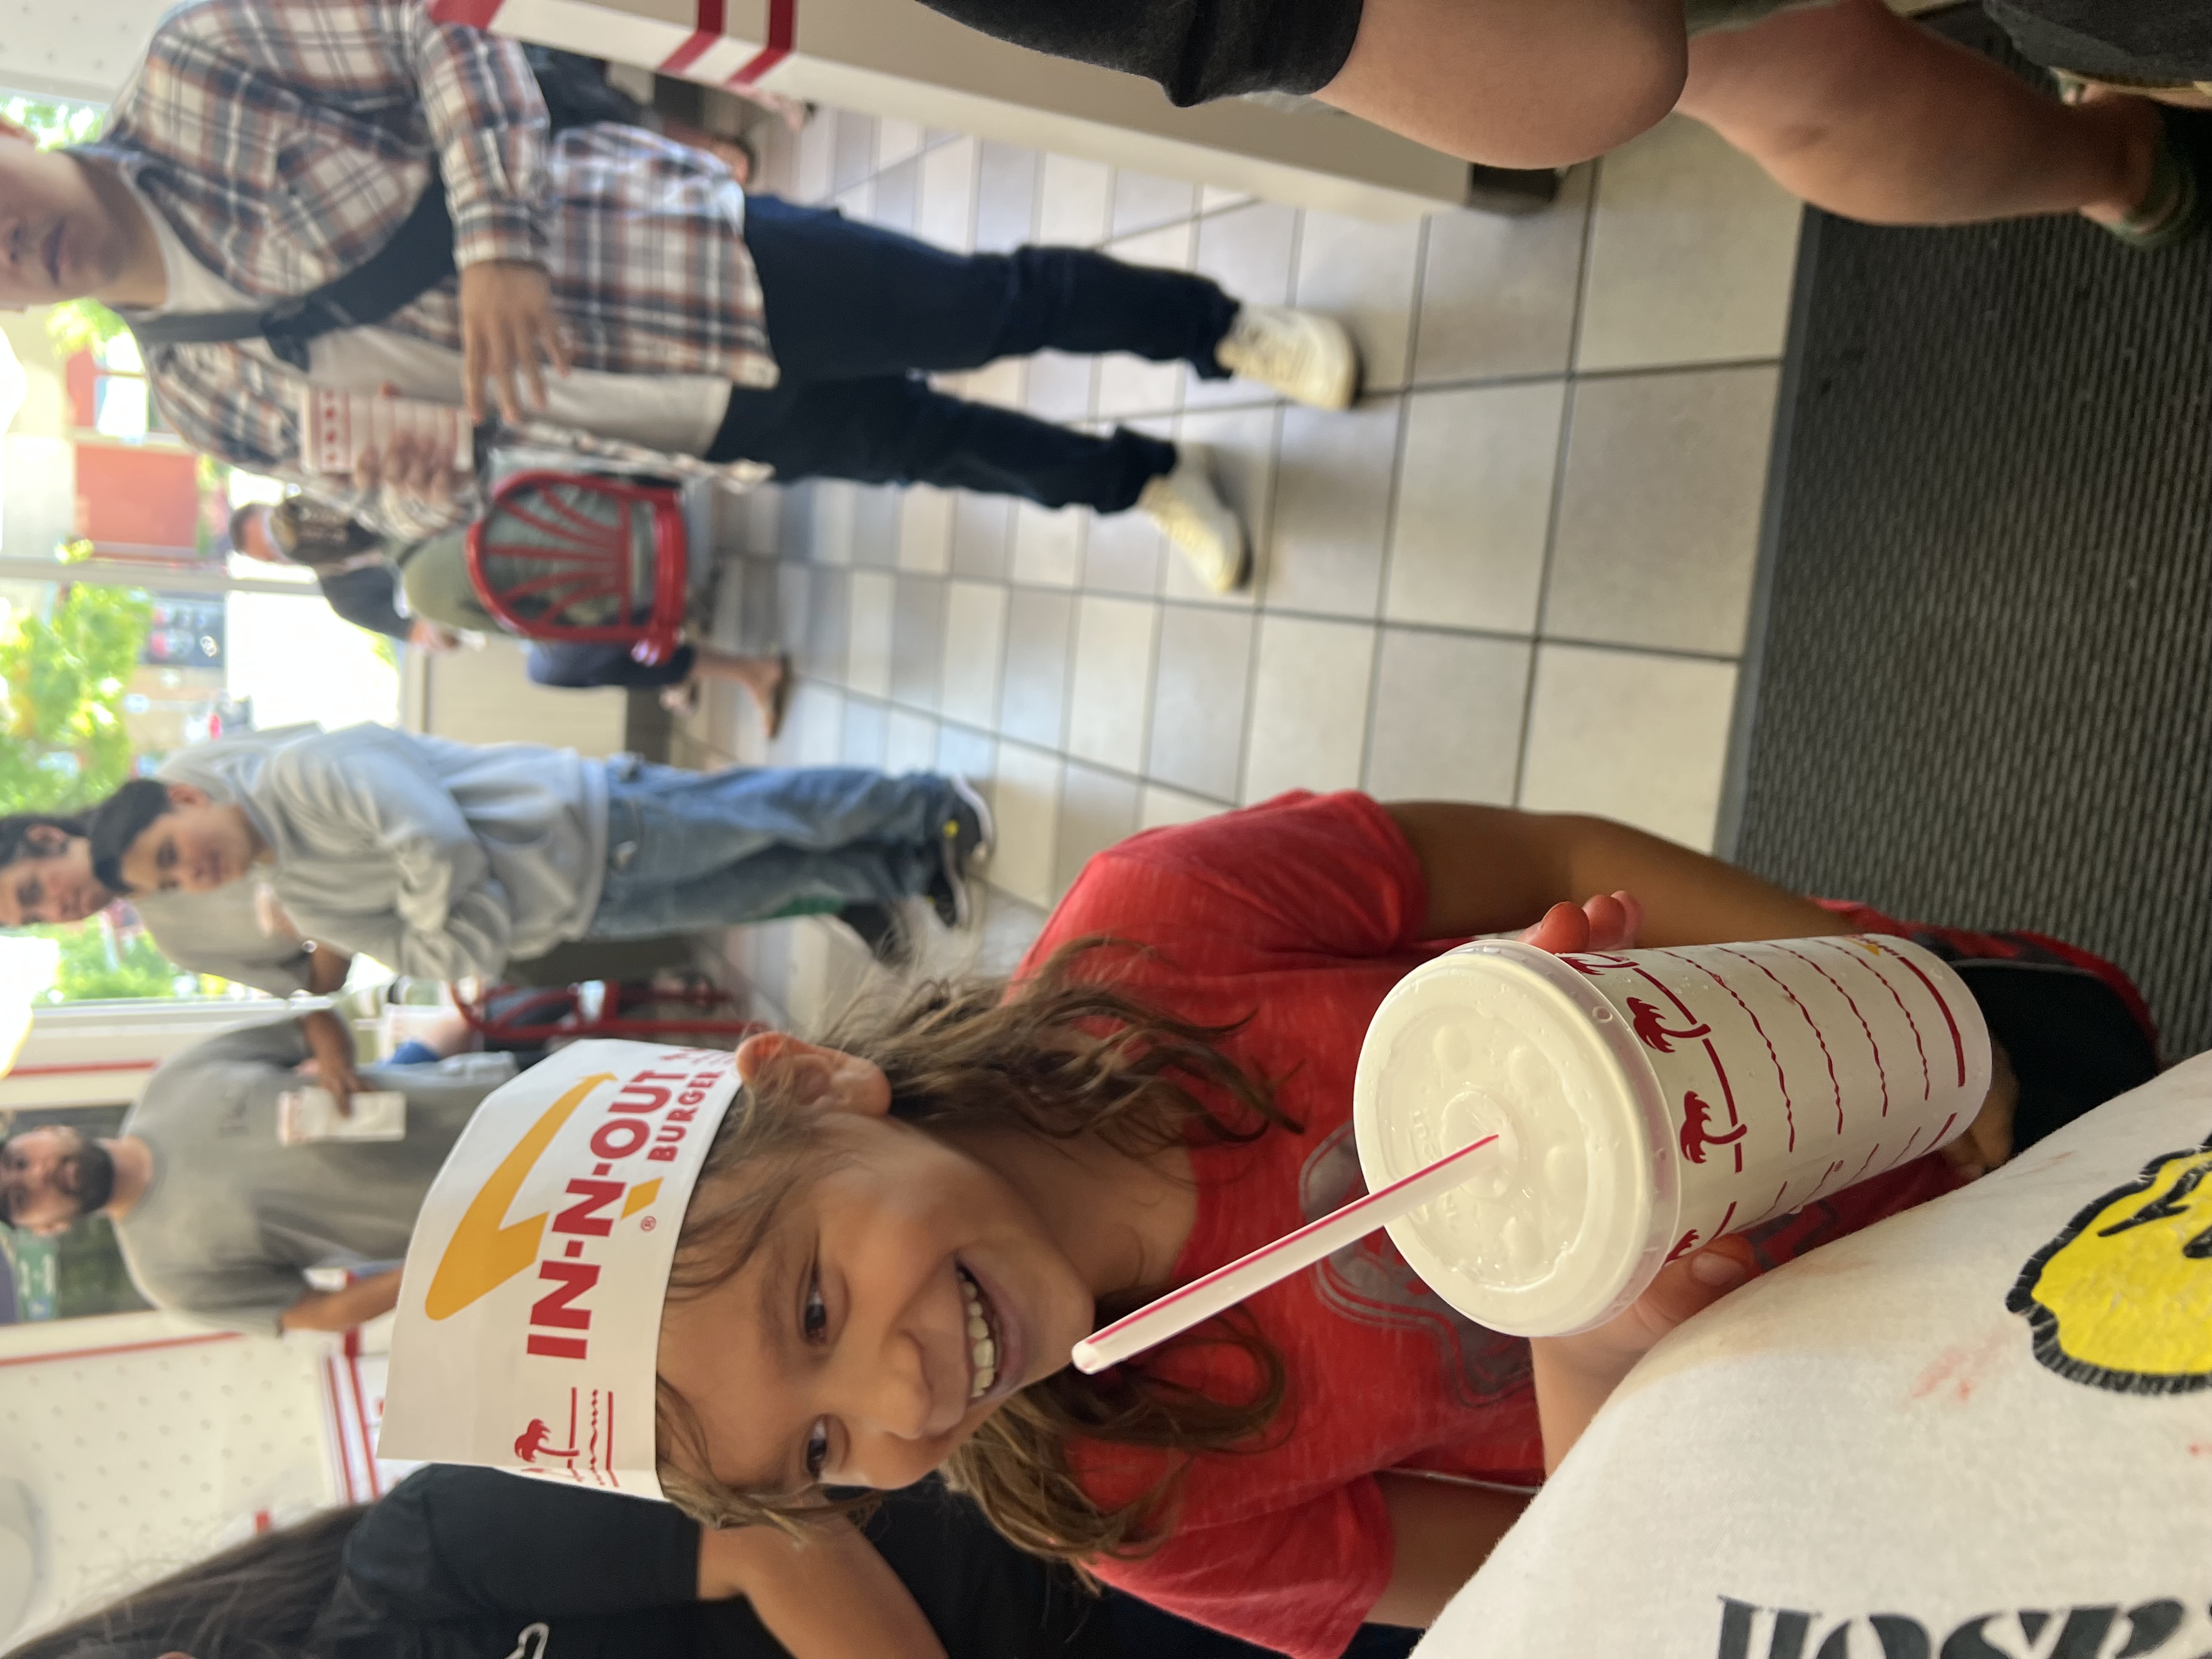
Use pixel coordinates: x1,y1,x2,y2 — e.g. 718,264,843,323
380,1041,742,1497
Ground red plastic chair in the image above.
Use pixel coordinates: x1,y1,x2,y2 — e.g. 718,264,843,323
454,978,763,1047
465,469,690,665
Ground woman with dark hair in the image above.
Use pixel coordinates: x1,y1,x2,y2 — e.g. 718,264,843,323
7,1462,1390,1659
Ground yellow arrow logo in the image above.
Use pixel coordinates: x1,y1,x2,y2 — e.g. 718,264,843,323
425,1073,615,1321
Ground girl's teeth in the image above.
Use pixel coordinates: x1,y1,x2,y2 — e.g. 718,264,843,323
960,1269,999,1400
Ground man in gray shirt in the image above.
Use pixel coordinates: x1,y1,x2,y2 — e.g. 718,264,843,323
88,723,985,983
0,1014,514,1332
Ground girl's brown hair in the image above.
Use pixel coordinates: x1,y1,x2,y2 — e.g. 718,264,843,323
658,938,1299,1565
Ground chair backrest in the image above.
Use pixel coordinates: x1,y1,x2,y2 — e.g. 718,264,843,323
465,471,687,659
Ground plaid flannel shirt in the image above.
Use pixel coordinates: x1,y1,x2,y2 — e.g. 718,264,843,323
78,0,777,537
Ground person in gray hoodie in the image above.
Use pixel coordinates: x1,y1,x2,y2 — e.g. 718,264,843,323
85,723,987,984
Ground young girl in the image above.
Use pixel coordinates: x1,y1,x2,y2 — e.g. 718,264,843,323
650,791,2153,1656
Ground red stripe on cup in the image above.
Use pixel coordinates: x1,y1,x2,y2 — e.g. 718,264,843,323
661,0,729,75
1887,949,1968,1088
730,0,796,84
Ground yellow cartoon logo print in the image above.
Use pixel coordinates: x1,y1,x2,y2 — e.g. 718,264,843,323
2006,1134,2212,1395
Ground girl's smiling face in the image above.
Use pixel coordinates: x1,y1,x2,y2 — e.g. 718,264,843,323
654,1034,1100,1497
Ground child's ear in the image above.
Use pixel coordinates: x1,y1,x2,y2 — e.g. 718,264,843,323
733,1033,891,1119
165,783,210,809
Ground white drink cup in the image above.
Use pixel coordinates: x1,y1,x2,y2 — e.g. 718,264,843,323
1351,934,1992,1338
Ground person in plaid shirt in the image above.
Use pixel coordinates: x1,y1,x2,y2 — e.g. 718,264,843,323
0,0,1362,592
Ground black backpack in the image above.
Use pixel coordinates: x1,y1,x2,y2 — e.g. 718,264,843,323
126,49,649,370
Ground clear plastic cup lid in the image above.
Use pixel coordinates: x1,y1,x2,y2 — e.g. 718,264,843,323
1351,943,1679,1338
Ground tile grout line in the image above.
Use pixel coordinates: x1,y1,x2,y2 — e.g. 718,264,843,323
1511,161,1603,808
1227,400,1285,808
1357,393,1414,794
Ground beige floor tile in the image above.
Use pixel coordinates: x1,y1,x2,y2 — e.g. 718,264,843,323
917,137,978,251
1412,166,1592,384
1293,210,1421,393
1545,365,1779,654
1040,154,1113,246
810,480,856,566
845,570,895,699
798,566,848,687
939,579,1008,729
869,157,919,235
886,708,941,775
1577,117,1802,373
852,484,900,568
1517,642,1739,851
1385,379,1566,635
842,695,890,767
1139,783,1224,829
997,588,1073,748
1201,185,1254,214
774,560,811,658
974,141,1039,252
1024,349,1097,423
831,178,874,221
1242,614,1376,801
1265,400,1399,618
1364,630,1531,804
1084,503,1166,598
1148,602,1254,800
962,355,1028,412
898,486,955,575
990,740,1064,907
1112,170,1197,236
1065,595,1159,773
935,722,998,797
782,681,847,769
1056,761,1143,894
1011,501,1085,587
831,110,876,192
794,114,836,204
876,116,924,170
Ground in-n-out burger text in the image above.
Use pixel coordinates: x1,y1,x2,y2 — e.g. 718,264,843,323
526,1053,731,1361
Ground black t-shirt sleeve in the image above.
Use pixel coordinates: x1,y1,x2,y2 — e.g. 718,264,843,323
860,1483,1122,1658
911,0,1363,105
343,1466,701,1625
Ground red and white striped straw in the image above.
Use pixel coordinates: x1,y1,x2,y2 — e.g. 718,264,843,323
1071,1133,1500,1373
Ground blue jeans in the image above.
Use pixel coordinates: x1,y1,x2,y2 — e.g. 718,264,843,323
707,195,1240,512
586,758,957,937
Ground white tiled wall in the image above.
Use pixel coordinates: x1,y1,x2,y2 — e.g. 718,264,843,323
684,110,1804,1026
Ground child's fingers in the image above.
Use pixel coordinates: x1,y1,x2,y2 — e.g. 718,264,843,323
1519,900,1593,955
1638,1236,1758,1333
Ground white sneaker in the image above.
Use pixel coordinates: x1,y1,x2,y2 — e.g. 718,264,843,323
1215,304,1360,410
1139,447,1248,593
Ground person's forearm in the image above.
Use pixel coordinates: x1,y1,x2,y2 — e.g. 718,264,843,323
1385,802,1847,946
1529,1340,1634,1475
698,1520,947,1659
279,1267,403,1333
304,944,354,996
1370,1473,1530,1628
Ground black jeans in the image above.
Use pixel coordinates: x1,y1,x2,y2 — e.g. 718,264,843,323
707,195,1239,513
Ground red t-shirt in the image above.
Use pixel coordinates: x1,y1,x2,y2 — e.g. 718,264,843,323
1018,792,1960,1658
